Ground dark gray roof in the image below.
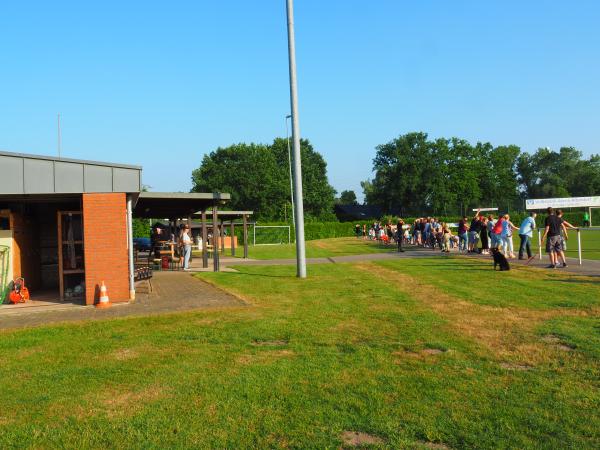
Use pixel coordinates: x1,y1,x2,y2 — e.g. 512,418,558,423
0,150,141,170
0,150,142,195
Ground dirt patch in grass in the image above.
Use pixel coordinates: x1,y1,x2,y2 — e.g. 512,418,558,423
341,430,384,446
355,262,588,365
311,240,330,250
236,349,295,365
417,442,451,449
500,362,534,371
541,334,562,344
541,334,576,352
251,339,289,347
112,348,138,361
0,415,13,426
394,346,448,361
12,345,45,360
422,348,446,355
100,384,170,415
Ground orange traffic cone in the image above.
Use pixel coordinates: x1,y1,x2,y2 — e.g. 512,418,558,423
96,281,111,308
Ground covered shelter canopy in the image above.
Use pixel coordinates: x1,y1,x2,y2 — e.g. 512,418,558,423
133,192,231,219
193,210,253,219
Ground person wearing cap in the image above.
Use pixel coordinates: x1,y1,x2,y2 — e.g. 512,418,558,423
181,224,193,271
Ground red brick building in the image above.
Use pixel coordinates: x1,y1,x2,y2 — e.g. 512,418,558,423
0,151,229,306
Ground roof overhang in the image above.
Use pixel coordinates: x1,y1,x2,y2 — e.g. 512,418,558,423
133,192,231,219
0,150,142,195
193,210,253,217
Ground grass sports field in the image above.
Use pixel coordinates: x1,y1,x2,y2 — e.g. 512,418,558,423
194,230,600,261
193,236,398,260
236,229,600,261
558,228,600,260
0,252,598,448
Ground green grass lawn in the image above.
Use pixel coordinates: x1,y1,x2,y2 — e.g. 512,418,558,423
0,258,598,448
524,228,600,261
194,236,397,260
559,228,600,260
196,230,600,261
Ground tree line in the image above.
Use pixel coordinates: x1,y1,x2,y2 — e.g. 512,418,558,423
362,132,600,216
191,138,336,221
189,132,600,222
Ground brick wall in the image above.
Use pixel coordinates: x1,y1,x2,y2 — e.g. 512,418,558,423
82,193,129,305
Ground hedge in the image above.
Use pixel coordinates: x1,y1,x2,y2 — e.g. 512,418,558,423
216,211,592,245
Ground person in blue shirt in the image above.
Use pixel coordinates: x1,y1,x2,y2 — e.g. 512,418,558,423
518,212,537,259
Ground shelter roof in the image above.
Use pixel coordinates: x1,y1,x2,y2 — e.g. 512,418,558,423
193,210,253,217
133,192,230,219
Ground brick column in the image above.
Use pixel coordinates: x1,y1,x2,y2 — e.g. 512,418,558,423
82,193,129,305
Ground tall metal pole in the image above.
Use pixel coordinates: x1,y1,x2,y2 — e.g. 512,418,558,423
286,0,306,278
285,115,296,234
57,113,62,158
126,195,135,300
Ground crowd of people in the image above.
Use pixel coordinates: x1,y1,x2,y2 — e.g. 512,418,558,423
355,207,578,269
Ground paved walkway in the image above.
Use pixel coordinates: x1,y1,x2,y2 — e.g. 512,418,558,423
217,247,600,276
0,272,244,331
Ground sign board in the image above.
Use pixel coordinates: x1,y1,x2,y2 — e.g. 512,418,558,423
526,196,600,210
472,208,498,212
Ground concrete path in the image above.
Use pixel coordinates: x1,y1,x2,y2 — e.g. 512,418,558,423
0,272,244,331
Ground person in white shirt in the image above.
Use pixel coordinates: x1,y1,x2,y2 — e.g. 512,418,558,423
181,224,193,271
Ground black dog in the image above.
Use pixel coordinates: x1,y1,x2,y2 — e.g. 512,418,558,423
491,248,510,271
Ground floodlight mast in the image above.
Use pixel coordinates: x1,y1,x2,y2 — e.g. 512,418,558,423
286,0,306,278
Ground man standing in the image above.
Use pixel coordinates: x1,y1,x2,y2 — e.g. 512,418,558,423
396,218,405,252
518,212,537,260
583,210,590,227
468,210,482,253
556,209,578,267
542,207,564,268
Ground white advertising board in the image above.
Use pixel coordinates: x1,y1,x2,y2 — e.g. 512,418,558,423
525,196,600,210
472,208,498,212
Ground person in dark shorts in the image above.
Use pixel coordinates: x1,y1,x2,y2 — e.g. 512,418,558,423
468,210,483,253
396,219,405,252
542,207,564,268
556,209,578,267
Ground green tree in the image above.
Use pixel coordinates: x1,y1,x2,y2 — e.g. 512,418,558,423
338,190,358,205
360,180,375,205
191,139,336,221
518,147,580,198
370,132,434,215
369,133,522,216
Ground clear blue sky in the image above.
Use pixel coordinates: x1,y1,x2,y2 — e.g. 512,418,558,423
1,1,599,201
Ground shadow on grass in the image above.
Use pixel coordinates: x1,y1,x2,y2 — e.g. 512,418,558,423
544,277,600,284
222,271,296,280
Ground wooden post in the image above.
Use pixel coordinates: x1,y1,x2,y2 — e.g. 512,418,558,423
201,210,208,268
243,214,248,259
220,218,225,254
230,220,235,256
212,206,220,272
